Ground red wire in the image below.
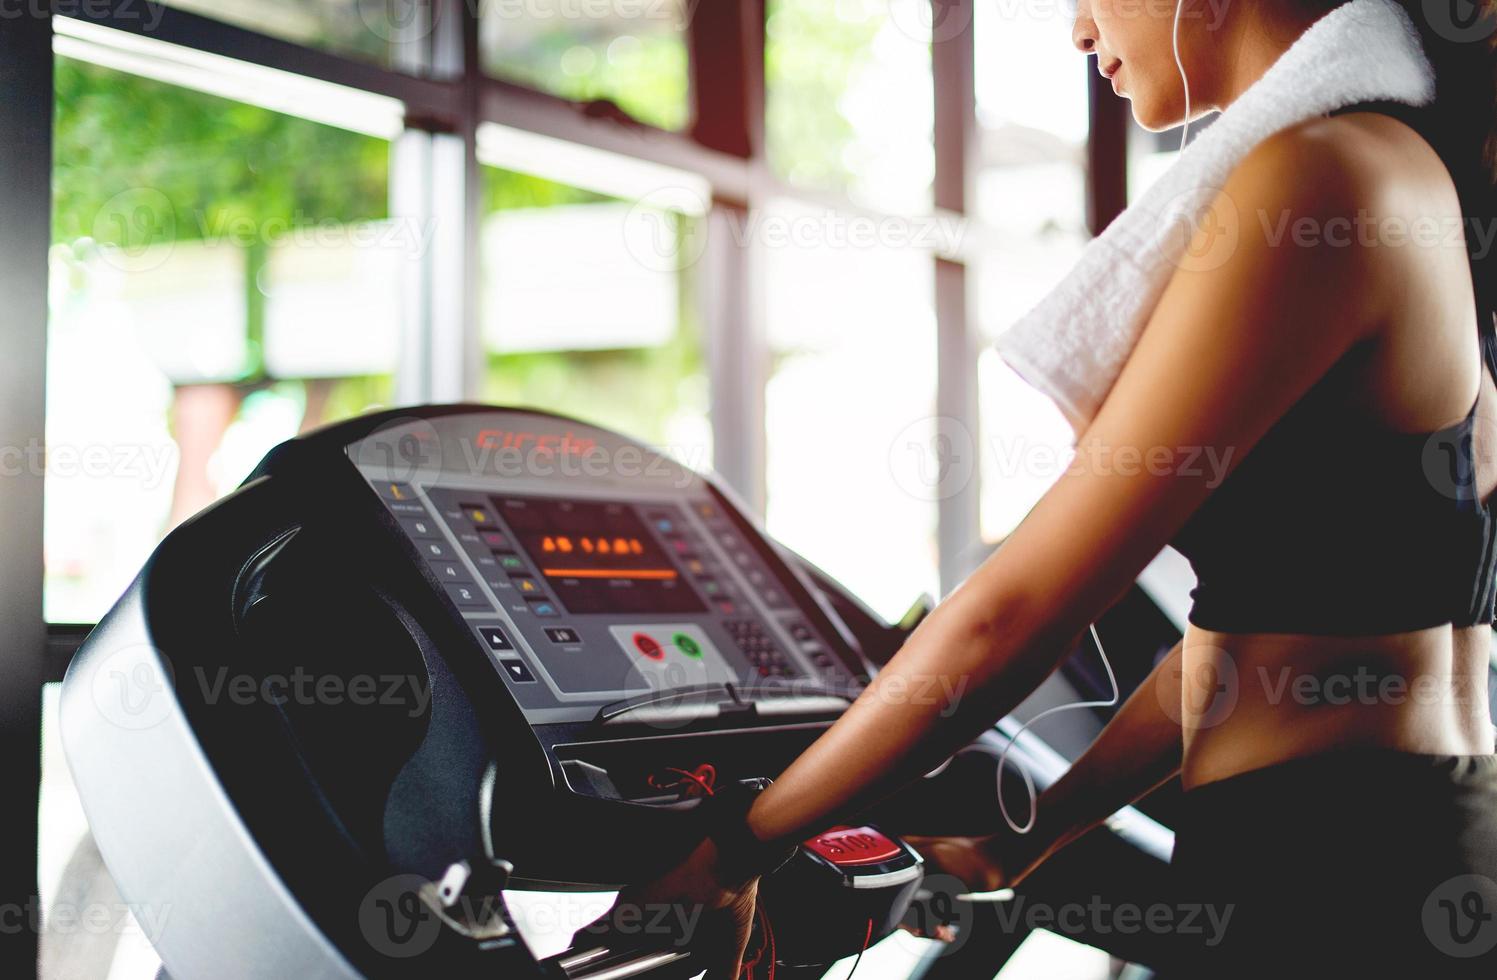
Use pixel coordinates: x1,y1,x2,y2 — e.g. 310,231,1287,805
668,764,717,797
761,904,776,980
647,764,718,798
741,903,773,980
845,918,873,978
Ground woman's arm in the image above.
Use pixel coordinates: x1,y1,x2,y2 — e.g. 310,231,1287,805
908,640,1184,892
744,123,1385,848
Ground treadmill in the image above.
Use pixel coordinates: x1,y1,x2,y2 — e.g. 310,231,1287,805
60,405,1177,979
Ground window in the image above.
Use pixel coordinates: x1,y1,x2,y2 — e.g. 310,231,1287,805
477,162,710,465
765,0,934,213
480,0,692,130
48,56,399,622
762,198,940,621
973,2,1088,541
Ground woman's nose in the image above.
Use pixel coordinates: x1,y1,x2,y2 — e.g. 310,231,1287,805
1072,1,1098,54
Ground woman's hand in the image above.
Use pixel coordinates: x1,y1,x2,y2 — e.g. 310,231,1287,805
578,837,759,979
904,832,1039,895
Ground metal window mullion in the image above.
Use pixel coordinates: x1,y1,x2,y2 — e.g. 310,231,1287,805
932,0,980,592
421,0,481,403
704,201,768,514
0,9,51,976
391,129,436,405
694,0,767,512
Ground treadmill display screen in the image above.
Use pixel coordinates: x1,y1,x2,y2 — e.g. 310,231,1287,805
490,496,705,615
349,410,865,725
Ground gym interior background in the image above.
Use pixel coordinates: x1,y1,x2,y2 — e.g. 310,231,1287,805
1,1,1196,975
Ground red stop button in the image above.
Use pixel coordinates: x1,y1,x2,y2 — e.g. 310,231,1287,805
632,632,665,660
803,826,903,867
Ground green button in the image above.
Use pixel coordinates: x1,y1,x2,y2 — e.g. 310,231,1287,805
673,632,702,659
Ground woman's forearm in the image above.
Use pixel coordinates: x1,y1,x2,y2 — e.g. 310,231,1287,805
745,577,1088,846
1012,640,1184,875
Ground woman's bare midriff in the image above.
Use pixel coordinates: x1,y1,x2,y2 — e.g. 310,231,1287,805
1178,623,1495,791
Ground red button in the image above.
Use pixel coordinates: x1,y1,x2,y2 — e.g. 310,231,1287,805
632,632,664,660
803,826,903,867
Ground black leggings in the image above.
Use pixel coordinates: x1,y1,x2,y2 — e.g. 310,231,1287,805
1164,749,1497,977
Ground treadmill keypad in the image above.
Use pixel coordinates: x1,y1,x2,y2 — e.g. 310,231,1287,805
477,625,514,651
724,619,800,679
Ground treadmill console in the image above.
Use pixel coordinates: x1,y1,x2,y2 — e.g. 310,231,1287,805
347,410,866,727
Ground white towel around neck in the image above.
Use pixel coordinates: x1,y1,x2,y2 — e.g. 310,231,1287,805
992,0,1436,432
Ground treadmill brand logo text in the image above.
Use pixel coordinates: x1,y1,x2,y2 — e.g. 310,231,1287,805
474,429,598,457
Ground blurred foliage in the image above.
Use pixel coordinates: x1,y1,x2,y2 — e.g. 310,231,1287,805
765,0,882,193
53,59,388,249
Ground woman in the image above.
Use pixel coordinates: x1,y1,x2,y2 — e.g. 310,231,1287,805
606,0,1497,974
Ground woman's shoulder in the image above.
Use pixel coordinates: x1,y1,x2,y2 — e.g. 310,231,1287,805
1230,109,1461,219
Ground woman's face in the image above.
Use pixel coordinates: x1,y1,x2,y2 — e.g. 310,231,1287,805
1073,0,1196,131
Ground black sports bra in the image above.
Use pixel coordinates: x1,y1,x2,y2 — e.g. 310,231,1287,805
1171,101,1497,635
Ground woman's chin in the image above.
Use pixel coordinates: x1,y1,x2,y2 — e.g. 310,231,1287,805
1131,100,1184,134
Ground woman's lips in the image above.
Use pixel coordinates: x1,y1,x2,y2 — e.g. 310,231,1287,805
1103,61,1124,94
1101,58,1122,80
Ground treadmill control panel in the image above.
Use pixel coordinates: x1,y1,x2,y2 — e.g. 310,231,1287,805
347,411,863,725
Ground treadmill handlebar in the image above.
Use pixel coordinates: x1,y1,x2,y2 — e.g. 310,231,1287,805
596,681,857,726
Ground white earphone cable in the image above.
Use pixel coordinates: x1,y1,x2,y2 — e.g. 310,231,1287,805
1173,0,1193,151
996,623,1120,834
